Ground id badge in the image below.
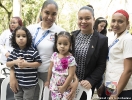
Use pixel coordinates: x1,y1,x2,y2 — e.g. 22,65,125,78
49,34,55,41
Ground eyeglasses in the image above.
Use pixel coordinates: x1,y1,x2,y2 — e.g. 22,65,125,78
9,22,18,24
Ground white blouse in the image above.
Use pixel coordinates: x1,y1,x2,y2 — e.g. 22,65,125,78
105,30,132,90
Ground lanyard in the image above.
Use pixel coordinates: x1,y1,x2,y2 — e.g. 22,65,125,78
107,39,119,61
32,28,50,48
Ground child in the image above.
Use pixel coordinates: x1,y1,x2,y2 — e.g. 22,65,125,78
45,31,77,100
6,26,42,100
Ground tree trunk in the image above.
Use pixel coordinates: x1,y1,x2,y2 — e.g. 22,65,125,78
13,0,22,17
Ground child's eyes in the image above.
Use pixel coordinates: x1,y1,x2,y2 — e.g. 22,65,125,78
16,36,20,38
16,35,26,38
58,43,68,45
23,36,26,37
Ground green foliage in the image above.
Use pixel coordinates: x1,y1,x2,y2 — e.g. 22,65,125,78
0,0,89,34
0,0,12,34
21,0,44,26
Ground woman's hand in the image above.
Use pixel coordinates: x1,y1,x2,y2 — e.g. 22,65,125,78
66,80,78,100
10,74,19,93
80,80,92,89
58,86,66,94
109,95,118,100
97,84,105,97
5,52,10,58
10,68,19,93
44,81,50,87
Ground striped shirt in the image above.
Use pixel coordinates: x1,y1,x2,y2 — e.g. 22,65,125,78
7,47,42,87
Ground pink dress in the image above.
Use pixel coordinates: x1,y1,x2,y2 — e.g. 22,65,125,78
49,52,77,100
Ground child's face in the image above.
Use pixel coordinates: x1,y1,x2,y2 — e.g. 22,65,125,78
15,29,27,49
57,36,71,56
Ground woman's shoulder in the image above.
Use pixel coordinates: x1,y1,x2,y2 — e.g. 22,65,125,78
27,23,39,30
1,29,10,34
123,32,132,42
52,23,65,33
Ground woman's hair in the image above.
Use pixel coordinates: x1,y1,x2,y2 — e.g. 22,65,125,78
41,0,58,11
79,6,94,17
10,26,32,48
53,31,75,55
9,17,23,32
87,4,94,11
94,17,108,35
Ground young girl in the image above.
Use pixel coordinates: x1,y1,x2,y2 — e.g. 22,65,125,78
6,26,42,100
45,31,77,100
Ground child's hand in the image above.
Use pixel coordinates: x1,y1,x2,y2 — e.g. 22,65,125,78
45,81,50,87
14,57,23,65
18,59,27,68
58,86,66,94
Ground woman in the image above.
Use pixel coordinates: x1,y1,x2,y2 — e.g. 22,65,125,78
93,17,108,91
9,0,66,100
94,17,108,36
98,9,132,100
68,6,108,100
0,17,23,65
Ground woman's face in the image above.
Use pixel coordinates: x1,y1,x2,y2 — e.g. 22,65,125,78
41,4,58,28
9,18,19,31
111,13,128,35
78,9,95,34
97,22,106,32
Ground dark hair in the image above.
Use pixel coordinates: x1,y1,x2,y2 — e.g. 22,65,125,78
9,17,23,33
87,4,94,11
79,6,94,17
10,26,32,48
94,17,108,35
53,31,75,55
41,0,58,11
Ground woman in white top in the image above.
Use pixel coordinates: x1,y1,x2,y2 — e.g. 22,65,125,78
0,17,23,64
9,1,73,100
98,9,132,100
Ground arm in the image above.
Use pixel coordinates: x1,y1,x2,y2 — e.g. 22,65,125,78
6,58,21,68
10,67,19,93
45,61,53,87
17,59,41,68
17,50,42,68
66,74,79,100
110,58,132,98
0,30,10,57
59,66,76,93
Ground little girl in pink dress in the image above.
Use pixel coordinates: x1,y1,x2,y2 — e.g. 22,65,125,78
45,31,76,100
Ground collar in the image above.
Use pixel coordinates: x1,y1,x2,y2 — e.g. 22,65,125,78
37,21,57,33
14,46,30,52
114,29,128,40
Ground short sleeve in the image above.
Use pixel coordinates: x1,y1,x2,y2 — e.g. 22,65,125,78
50,52,57,62
7,50,15,62
68,56,77,67
123,38,132,58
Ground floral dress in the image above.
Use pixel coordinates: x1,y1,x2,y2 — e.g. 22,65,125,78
50,52,77,100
